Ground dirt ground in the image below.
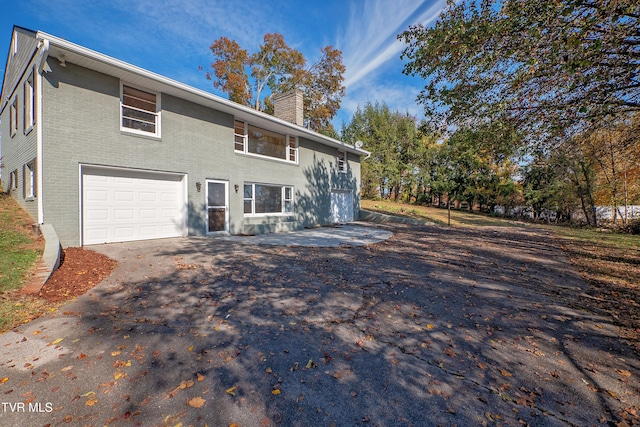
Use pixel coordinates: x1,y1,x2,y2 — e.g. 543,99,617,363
4,223,639,426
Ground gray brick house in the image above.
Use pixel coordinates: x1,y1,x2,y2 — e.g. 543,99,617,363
1,26,367,247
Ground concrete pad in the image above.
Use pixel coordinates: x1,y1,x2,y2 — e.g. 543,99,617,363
218,223,393,247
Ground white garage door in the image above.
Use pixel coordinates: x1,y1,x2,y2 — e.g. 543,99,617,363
82,167,186,245
331,190,354,223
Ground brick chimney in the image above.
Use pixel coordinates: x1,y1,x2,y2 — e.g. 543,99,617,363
272,89,303,127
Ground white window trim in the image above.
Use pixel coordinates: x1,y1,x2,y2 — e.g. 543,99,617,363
25,161,35,199
234,119,298,165
11,34,17,57
120,82,161,138
24,70,35,134
9,98,18,137
243,182,294,217
337,150,347,173
10,170,18,190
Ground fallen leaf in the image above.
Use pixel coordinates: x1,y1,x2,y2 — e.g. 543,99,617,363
111,351,121,356
0,377,8,384
499,369,512,377
425,324,435,330
85,398,98,406
272,389,281,395
225,386,237,396
51,338,63,345
81,391,95,397
197,373,205,382
617,369,632,377
188,345,195,352
179,379,194,389
188,397,206,408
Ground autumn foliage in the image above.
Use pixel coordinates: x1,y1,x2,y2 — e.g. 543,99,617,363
206,33,345,134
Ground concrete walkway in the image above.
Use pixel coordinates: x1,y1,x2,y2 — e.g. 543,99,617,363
217,223,393,247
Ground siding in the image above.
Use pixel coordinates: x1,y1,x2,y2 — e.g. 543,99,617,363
0,27,38,114
0,31,39,221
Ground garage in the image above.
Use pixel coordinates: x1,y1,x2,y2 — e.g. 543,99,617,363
82,166,187,245
330,189,354,223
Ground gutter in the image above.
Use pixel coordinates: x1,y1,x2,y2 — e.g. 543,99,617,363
35,38,49,224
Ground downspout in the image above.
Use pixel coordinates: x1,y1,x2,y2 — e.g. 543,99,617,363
35,38,50,225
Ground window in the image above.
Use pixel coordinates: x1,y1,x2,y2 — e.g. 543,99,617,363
24,161,35,199
337,150,347,173
234,119,298,163
244,183,294,215
10,170,18,191
11,34,17,57
121,84,160,136
234,120,246,151
288,135,298,162
9,98,18,137
24,71,34,133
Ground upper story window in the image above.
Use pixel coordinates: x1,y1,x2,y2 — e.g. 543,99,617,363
234,120,246,151
234,119,298,163
337,150,347,173
9,98,18,137
11,34,17,57
121,84,160,137
24,71,34,133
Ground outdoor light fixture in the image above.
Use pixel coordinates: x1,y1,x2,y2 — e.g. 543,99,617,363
234,184,239,193
196,182,202,192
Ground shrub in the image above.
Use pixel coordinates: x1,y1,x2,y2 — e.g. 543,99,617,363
623,219,640,235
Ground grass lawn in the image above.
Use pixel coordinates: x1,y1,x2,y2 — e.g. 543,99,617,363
362,198,640,334
0,192,53,331
361,199,522,227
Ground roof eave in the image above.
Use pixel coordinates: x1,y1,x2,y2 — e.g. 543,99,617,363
36,31,368,157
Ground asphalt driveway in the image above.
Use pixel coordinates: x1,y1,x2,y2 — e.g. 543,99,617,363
0,223,638,426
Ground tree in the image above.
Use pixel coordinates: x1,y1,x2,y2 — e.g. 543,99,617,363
431,122,520,213
580,114,640,224
249,33,305,112
398,0,640,150
522,147,598,225
205,37,251,106
300,46,346,133
342,102,421,200
206,33,346,132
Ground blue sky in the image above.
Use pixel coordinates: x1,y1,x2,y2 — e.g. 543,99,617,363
2,0,446,129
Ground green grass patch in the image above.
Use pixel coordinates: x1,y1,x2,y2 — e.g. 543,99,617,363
551,225,640,251
361,199,521,227
0,192,45,331
0,231,39,292
0,194,41,292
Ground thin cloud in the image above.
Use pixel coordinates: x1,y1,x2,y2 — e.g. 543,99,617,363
339,0,446,89
334,0,446,127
